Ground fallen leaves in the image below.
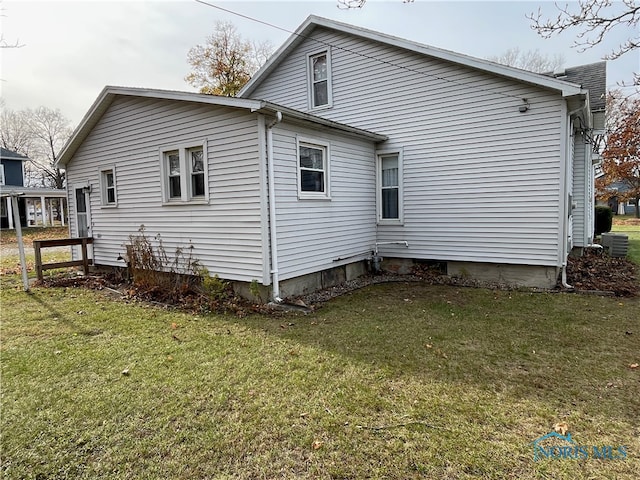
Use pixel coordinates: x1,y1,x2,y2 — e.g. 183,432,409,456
566,249,638,296
553,422,569,435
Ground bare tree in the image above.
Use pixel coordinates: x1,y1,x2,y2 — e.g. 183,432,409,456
488,47,565,73
528,0,639,85
0,103,34,155
185,21,273,96
0,103,72,188
0,1,24,48
27,107,72,189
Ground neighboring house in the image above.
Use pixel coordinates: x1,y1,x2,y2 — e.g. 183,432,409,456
597,181,638,216
0,147,68,229
57,16,604,298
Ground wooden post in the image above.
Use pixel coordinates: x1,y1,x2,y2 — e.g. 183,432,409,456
34,241,43,282
81,238,89,275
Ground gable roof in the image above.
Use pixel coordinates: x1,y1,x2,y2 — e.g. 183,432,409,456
57,86,387,166
0,147,29,161
544,62,606,112
240,15,586,99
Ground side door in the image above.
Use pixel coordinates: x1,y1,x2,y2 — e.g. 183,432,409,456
75,187,91,237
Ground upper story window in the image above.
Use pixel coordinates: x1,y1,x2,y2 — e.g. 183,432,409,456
308,50,332,109
160,141,209,204
298,137,330,199
100,166,117,206
377,150,403,223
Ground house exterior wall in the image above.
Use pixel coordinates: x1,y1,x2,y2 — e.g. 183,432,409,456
572,131,592,247
0,159,24,186
270,122,378,281
64,96,267,283
250,27,567,268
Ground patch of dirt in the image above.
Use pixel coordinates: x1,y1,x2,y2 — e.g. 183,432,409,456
614,217,640,226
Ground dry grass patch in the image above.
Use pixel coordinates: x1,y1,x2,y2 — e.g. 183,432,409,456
1,276,639,479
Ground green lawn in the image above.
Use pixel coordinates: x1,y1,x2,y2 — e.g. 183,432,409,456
1,275,639,479
611,220,640,265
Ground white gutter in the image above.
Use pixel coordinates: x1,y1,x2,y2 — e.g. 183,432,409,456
266,111,283,302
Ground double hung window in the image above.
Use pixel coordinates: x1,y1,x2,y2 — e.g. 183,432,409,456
377,151,403,223
100,167,117,206
298,138,330,199
160,142,208,203
308,50,332,109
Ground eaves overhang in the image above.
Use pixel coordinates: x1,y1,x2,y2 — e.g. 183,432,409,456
56,86,387,167
240,15,586,99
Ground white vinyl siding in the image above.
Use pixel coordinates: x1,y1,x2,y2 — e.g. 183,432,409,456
271,123,377,281
572,131,591,247
251,27,566,267
64,96,265,283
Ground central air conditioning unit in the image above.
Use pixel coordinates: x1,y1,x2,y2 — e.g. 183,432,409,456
600,233,629,258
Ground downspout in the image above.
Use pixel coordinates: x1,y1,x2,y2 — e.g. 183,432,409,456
561,105,585,289
266,111,283,302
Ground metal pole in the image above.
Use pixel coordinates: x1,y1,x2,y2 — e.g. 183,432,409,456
10,193,29,291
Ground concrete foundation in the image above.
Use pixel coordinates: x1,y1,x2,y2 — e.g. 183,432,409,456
447,261,559,288
95,255,560,303
277,260,369,298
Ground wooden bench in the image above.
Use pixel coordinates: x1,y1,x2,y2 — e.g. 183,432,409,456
33,237,94,281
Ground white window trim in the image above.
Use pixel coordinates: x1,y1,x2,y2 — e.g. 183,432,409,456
307,49,333,110
159,140,209,205
296,136,331,200
0,164,5,186
99,165,118,207
376,148,404,225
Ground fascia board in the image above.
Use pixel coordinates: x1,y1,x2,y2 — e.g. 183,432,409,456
241,15,585,98
259,101,387,142
56,86,265,166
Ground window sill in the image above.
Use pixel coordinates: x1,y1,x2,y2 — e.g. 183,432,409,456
309,103,333,112
298,193,331,201
162,198,210,206
377,219,404,226
100,204,118,209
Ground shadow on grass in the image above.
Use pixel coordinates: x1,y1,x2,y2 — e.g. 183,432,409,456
230,282,640,425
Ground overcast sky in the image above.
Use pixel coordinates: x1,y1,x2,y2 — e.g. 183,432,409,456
1,0,638,125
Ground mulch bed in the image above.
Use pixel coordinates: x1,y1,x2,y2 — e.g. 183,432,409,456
566,249,638,297
35,248,638,316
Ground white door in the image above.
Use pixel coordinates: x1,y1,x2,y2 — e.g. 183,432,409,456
75,187,91,237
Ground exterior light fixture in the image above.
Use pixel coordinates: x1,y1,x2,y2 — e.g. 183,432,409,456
519,98,530,113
